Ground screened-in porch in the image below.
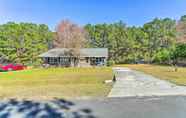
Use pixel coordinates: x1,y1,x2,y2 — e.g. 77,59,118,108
39,48,108,67
42,57,107,67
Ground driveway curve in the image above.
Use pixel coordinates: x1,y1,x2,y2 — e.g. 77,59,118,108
108,67,186,97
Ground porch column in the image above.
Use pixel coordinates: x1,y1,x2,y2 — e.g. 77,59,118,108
104,57,107,66
70,57,74,67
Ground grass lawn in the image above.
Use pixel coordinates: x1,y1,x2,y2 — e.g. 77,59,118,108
120,64,186,86
0,67,113,100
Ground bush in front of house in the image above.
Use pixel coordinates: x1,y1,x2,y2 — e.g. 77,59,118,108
107,60,115,66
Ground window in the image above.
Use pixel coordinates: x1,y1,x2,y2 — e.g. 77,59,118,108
49,57,55,64
86,57,89,63
49,57,58,65
90,57,104,65
59,57,70,65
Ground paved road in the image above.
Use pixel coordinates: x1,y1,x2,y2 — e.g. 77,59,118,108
72,96,186,118
108,67,186,97
1,96,186,118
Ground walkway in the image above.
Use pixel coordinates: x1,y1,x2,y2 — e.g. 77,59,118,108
108,67,186,97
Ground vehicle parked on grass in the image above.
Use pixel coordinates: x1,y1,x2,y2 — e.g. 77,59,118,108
0,64,26,71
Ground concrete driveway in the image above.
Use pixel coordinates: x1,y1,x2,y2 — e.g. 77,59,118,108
108,67,186,97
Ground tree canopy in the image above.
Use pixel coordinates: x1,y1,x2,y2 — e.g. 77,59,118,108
85,18,177,64
1,15,186,66
0,22,52,65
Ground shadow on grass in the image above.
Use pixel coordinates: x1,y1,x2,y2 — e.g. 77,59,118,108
0,98,96,118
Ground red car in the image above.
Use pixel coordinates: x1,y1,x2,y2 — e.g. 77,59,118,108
0,64,26,71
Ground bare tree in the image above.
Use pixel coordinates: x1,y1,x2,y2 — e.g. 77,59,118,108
54,20,87,51
176,18,186,43
54,20,87,66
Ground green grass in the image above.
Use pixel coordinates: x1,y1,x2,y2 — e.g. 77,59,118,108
0,67,113,100
119,64,186,86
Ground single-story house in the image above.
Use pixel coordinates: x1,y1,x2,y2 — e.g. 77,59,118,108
39,48,108,67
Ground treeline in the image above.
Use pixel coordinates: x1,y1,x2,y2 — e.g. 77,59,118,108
0,16,186,66
0,22,52,65
85,16,186,65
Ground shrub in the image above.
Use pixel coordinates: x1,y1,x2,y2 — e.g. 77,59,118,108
107,60,115,66
154,49,171,64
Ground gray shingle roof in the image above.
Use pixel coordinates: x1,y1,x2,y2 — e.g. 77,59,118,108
39,48,108,58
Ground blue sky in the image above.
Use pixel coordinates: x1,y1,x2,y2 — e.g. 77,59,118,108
0,0,186,30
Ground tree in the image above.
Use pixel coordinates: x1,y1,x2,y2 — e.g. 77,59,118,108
85,21,131,63
176,15,186,43
0,22,52,65
170,43,186,71
85,19,176,64
54,20,87,56
85,23,110,48
143,18,176,63
127,27,148,63
107,22,130,63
